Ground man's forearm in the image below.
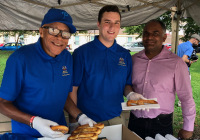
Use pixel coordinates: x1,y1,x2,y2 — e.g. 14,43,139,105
0,98,32,126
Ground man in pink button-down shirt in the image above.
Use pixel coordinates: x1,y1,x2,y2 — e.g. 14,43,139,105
126,19,196,139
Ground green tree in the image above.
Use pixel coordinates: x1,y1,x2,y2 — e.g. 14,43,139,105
123,11,200,42
123,11,172,39
179,17,200,42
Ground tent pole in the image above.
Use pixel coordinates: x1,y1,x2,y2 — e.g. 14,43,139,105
171,7,177,54
171,1,181,54
175,0,181,54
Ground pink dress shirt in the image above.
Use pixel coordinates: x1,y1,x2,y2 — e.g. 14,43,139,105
131,46,196,131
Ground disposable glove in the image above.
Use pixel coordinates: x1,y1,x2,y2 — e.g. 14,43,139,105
145,136,155,140
32,116,64,138
69,122,79,134
126,91,146,101
78,114,96,127
155,134,168,140
127,92,149,111
165,134,178,140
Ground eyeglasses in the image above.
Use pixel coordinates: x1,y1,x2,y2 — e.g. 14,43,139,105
42,26,71,39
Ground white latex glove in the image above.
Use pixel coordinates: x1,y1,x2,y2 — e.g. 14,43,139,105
155,134,168,140
145,136,155,140
126,91,146,101
165,134,178,140
69,122,79,134
127,92,150,111
33,116,64,138
78,114,96,127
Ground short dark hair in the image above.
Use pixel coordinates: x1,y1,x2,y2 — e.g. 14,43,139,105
145,19,166,33
98,5,121,23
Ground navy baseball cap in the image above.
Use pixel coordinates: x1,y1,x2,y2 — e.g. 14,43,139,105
41,8,76,33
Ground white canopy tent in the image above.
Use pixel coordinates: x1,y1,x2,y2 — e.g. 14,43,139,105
0,0,200,52
0,0,200,30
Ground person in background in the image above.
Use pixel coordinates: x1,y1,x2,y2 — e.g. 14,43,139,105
68,5,142,132
128,19,196,139
177,34,199,74
0,8,95,139
177,34,199,106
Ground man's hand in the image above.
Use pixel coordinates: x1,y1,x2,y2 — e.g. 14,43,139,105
178,129,193,139
33,116,64,138
192,60,198,63
126,91,146,101
78,114,96,127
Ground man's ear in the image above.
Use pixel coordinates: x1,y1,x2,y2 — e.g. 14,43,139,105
163,33,167,42
39,27,43,38
97,21,100,29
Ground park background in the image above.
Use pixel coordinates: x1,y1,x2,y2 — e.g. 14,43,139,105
0,51,199,139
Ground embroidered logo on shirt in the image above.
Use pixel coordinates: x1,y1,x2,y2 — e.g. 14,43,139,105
62,66,70,76
118,57,126,66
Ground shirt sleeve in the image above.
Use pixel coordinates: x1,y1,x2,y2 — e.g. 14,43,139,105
126,52,132,86
184,44,193,58
0,51,24,101
175,58,196,131
72,48,84,86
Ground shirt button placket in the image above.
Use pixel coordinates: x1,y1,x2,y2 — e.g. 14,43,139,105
143,60,151,95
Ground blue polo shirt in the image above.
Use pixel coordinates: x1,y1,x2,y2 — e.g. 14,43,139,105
0,38,73,138
73,36,132,122
177,41,193,71
177,41,193,59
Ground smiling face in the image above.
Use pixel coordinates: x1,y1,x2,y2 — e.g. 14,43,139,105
39,22,69,57
97,12,121,47
143,21,167,55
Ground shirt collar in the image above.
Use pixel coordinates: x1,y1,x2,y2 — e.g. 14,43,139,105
139,45,172,60
35,37,64,61
93,35,118,51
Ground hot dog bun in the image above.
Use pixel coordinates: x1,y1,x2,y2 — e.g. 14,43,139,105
127,99,158,106
68,133,98,140
51,125,69,134
68,123,104,140
72,127,101,135
77,123,104,130
68,137,92,140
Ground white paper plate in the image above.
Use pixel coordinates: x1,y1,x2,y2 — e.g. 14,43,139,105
121,98,160,110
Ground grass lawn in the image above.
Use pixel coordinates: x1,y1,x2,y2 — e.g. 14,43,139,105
0,51,199,138
0,51,14,86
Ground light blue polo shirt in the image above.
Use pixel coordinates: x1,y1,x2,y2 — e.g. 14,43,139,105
73,36,132,122
177,41,193,71
0,38,73,138
177,41,193,59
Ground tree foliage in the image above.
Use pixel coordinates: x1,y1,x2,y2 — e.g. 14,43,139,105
179,17,200,42
123,11,200,42
122,11,172,39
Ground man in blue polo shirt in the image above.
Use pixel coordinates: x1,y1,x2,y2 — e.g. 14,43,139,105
177,34,199,72
0,8,95,139
68,5,146,131
177,34,199,107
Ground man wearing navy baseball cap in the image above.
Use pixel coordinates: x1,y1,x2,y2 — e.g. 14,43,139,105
0,8,95,139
